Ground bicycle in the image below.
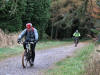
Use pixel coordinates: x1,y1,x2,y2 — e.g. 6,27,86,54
74,37,79,47
20,41,34,68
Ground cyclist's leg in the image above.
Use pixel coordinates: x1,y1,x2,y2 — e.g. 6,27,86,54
77,37,79,44
23,41,26,50
78,38,79,43
75,37,77,43
31,43,36,63
23,41,27,56
74,37,77,47
74,37,76,43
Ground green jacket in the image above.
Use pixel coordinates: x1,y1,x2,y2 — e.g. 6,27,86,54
73,32,80,37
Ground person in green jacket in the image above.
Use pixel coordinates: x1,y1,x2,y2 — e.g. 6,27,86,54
73,30,81,47
73,30,80,37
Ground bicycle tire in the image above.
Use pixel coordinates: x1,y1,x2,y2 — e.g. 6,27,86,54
22,50,33,68
22,51,26,68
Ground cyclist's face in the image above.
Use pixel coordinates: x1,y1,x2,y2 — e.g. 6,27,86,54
27,26,31,29
26,24,32,29
76,30,78,32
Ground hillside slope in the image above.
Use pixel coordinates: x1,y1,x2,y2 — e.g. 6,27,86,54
0,29,18,48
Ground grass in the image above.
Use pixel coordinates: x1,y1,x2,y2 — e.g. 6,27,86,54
36,40,72,50
0,40,72,61
46,43,94,75
0,46,23,60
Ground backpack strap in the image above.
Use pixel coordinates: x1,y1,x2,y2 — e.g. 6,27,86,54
25,27,34,35
32,27,34,31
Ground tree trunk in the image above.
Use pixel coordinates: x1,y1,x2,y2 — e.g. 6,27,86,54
55,26,58,39
51,21,54,39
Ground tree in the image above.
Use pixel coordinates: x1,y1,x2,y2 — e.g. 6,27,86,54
0,0,26,32
46,0,95,39
23,0,51,39
0,0,51,38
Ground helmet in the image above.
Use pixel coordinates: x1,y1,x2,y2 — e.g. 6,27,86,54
26,23,32,29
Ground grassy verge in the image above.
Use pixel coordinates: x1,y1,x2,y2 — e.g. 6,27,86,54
0,40,72,61
37,40,72,50
46,43,94,75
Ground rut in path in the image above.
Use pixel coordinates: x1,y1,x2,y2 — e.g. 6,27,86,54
0,43,85,75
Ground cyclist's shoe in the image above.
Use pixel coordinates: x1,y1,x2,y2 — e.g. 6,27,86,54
30,59,34,67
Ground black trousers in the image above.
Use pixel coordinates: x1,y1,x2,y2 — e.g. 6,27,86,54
23,42,36,63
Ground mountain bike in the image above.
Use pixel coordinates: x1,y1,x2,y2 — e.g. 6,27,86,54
21,41,34,68
74,37,79,47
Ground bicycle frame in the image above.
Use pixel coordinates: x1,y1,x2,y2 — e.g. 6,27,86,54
26,42,34,51
26,43,30,50
21,41,34,68
25,42,34,60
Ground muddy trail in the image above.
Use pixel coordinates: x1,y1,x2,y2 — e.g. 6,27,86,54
0,43,86,75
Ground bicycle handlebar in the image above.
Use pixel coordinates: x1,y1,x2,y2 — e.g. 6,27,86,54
26,42,34,44
19,41,34,44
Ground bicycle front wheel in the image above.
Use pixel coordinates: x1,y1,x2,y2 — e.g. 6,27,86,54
22,51,28,68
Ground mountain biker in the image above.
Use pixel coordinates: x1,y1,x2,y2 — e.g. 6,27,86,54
73,30,81,45
17,23,38,65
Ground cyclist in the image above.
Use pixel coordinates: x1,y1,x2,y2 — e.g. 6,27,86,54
17,23,38,65
73,30,81,46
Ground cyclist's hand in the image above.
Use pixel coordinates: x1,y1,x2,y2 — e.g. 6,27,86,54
17,39,21,44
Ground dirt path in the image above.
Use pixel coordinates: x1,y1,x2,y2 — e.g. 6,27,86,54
0,43,86,75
